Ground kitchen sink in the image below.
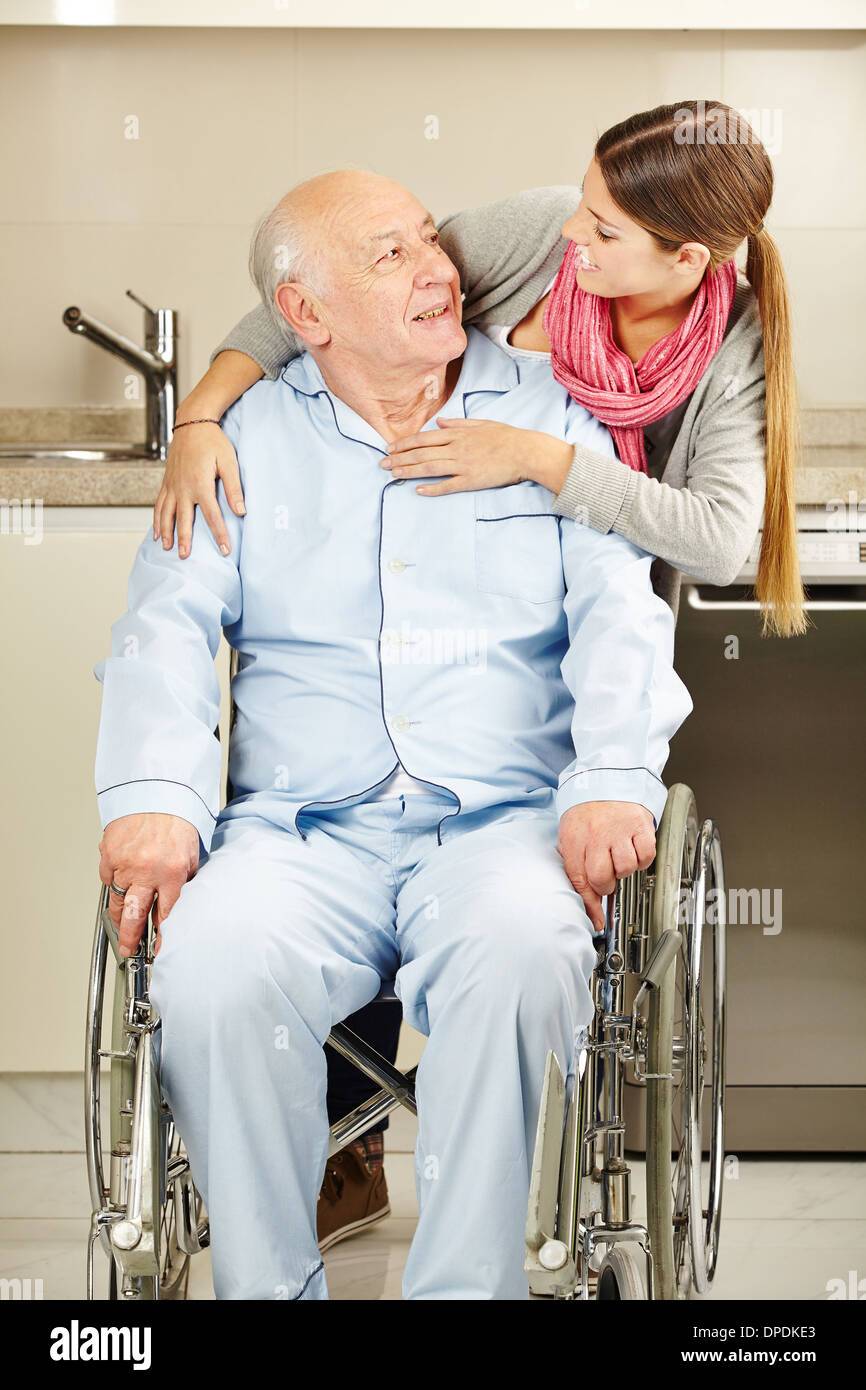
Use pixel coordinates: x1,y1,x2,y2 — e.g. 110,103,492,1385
0,442,158,466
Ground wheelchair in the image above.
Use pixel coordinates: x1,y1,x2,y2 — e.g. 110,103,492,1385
85,769,726,1301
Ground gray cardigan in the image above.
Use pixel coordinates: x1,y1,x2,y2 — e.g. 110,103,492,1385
212,185,768,619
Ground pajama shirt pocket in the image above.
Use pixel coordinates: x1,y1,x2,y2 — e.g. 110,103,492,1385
474,484,565,604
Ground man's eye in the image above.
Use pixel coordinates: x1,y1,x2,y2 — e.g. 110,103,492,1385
380,247,401,263
428,232,440,245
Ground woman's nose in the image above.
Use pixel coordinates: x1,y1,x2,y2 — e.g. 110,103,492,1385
561,213,583,243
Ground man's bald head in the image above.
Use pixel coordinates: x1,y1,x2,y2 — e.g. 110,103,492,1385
248,167,464,379
249,169,415,329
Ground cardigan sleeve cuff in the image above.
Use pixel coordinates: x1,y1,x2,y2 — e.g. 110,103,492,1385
551,443,633,534
209,308,296,382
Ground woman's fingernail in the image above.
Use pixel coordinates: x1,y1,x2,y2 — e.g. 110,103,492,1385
238,505,246,515
220,544,230,556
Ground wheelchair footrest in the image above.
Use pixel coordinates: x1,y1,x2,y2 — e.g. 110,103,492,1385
525,1051,576,1295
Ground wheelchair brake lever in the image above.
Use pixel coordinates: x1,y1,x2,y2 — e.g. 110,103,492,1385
634,929,682,1003
629,930,682,1081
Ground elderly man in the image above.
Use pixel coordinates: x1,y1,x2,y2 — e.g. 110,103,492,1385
95,169,691,1301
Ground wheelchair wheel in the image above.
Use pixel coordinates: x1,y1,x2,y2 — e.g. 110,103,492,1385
644,784,727,1299
86,887,202,1300
152,1123,196,1300
595,1245,649,1300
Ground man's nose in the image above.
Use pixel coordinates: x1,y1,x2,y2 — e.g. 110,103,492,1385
415,241,454,281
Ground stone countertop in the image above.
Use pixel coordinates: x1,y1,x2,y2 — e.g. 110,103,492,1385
0,454,165,506
0,407,864,508
793,447,866,506
1,446,864,509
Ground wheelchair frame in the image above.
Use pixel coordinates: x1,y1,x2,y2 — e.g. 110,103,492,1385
85,780,726,1301
524,781,727,1299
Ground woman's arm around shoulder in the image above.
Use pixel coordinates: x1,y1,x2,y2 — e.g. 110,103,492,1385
209,300,303,381
554,373,768,588
437,184,580,323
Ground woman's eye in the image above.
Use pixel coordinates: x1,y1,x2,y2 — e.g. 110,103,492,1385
593,226,612,243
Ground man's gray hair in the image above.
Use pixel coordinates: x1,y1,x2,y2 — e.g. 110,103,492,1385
248,196,330,337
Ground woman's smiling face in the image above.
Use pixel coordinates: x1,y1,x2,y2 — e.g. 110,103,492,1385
561,157,709,300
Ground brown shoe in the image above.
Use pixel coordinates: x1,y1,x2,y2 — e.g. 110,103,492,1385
317,1142,391,1253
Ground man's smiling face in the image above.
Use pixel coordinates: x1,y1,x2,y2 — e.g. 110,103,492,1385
276,173,467,378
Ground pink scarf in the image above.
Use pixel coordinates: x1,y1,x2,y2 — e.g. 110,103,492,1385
542,241,738,473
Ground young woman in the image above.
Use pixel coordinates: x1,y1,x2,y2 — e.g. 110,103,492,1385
154,100,806,638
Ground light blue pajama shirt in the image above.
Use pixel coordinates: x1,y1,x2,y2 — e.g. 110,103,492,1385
93,325,692,1299
95,326,690,844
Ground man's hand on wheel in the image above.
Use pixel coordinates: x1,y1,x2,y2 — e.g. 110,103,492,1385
558,801,656,934
98,813,200,958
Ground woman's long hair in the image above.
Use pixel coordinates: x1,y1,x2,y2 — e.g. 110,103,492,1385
595,101,807,637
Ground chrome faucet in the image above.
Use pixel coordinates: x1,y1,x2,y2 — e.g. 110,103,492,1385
63,290,178,460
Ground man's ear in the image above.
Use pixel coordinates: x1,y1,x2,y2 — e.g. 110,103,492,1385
274,282,331,347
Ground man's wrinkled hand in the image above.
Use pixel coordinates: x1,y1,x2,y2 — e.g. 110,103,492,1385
98,813,200,958
558,801,656,933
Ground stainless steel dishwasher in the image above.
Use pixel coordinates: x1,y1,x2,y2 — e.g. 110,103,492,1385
625,506,866,1151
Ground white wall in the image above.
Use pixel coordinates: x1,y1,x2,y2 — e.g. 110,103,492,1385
1,25,864,411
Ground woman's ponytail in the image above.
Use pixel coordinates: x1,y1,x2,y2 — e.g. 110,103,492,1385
745,226,809,636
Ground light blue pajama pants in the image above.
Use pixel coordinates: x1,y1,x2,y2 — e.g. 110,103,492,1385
148,791,598,1300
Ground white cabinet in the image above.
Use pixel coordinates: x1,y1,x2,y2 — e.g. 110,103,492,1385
5,1,864,28
0,509,231,1071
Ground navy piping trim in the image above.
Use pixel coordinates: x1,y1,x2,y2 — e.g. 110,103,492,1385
373,480,461,848
96,778,218,821
291,478,460,843
317,389,385,452
282,333,518,449
292,770,399,841
279,375,320,394
280,370,387,454
291,1261,324,1300
559,767,666,791
461,384,514,414
476,513,557,522
275,368,500,842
